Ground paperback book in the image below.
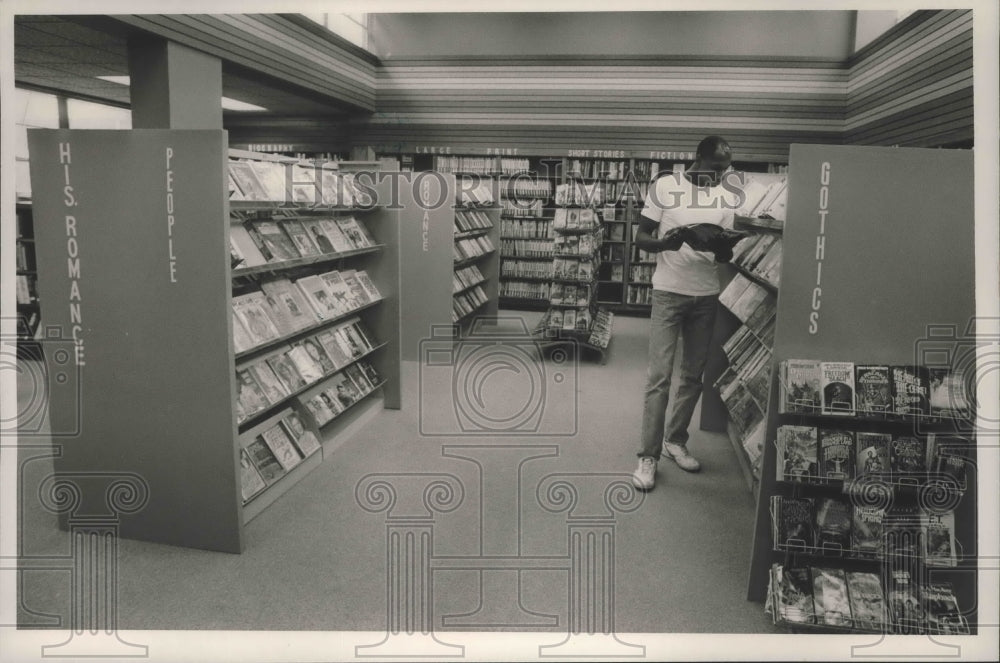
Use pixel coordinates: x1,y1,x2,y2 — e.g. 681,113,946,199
320,218,355,253
286,345,325,383
890,365,930,417
253,221,301,262
260,423,303,472
780,359,821,413
851,506,885,556
266,353,307,394
890,435,927,475
923,509,958,567
819,429,855,480
239,448,267,503
327,371,361,409
821,361,855,416
855,432,891,478
777,425,818,481
923,583,968,634
776,497,815,549
282,220,322,258
296,336,336,375
260,278,318,330
280,412,321,457
815,497,852,551
236,369,270,421
232,292,281,346
245,437,286,485
855,365,892,418
304,394,336,426
248,361,289,405
929,434,972,488
812,567,852,627
300,219,336,253
846,572,887,631
774,566,815,624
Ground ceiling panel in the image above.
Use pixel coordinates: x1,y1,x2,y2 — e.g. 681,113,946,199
14,15,351,117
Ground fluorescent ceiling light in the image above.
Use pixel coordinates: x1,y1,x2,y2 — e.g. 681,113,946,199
96,76,268,111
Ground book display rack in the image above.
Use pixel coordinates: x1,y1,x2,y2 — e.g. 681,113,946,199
27,132,402,553
532,181,614,363
497,157,557,310
14,203,43,359
700,173,788,494
743,145,977,638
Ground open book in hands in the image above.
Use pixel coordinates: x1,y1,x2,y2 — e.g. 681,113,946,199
661,223,750,256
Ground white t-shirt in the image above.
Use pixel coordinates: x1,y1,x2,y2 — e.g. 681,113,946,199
641,173,740,296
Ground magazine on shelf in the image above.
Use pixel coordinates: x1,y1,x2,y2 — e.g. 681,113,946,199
253,221,301,263
239,447,268,502
304,394,336,426
354,270,383,301
260,423,303,472
295,275,340,320
236,369,270,420
776,497,815,548
318,271,356,315
230,224,268,267
266,352,308,393
326,371,361,410
296,336,336,375
280,412,321,457
260,278,318,330
336,216,373,248
245,436,286,485
286,344,325,383
282,220,323,258
317,329,353,368
357,360,381,387
929,434,972,487
232,292,281,346
340,269,372,306
248,361,289,405
343,364,373,395
297,219,335,254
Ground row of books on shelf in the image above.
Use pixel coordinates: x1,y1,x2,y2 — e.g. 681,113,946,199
230,213,377,269
229,159,373,207
604,224,626,242
501,218,552,239
602,264,625,282
235,317,378,424
454,209,494,233
629,264,655,284
551,283,593,308
740,178,788,223
501,260,552,280
455,235,496,262
724,318,777,371
555,182,604,207
732,234,782,286
232,270,382,353
15,274,38,305
454,265,487,293
453,285,489,322
502,180,553,198
722,333,773,397
240,410,321,503
457,179,495,207
554,232,601,257
626,284,653,305
499,158,532,175
779,360,971,420
553,257,597,281
588,309,614,348
303,364,382,427
719,368,769,438
434,156,496,174
601,244,625,262
500,199,545,217
500,239,554,258
500,280,550,301
566,159,629,180
767,564,967,634
772,495,960,565
719,274,775,323
553,207,602,231
777,425,971,486
15,243,33,271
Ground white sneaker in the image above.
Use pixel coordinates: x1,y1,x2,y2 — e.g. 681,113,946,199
631,457,657,490
662,442,701,472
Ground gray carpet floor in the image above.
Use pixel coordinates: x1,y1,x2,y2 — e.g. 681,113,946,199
16,311,777,634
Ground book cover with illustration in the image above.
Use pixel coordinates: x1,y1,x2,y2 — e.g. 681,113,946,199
776,497,815,549
245,437,286,485
319,218,356,253
239,447,267,503
295,337,336,375
818,429,855,480
357,360,381,388
890,434,927,475
295,275,339,320
260,423,303,472
812,567,852,627
815,496,852,551
775,566,815,624
299,218,336,254
855,365,892,418
851,506,885,556
355,270,382,301
821,361,855,415
890,365,930,417
929,434,972,487
336,216,373,248
326,371,361,409
846,572,886,631
928,368,971,419
317,329,352,368
855,432,891,478
279,412,321,457
236,369,270,420
922,509,958,567
286,344,325,383
248,361,289,405
253,220,301,262
318,271,356,315
343,364,373,395
282,220,322,258
266,352,308,393
777,425,818,481
232,292,281,347
780,359,821,413
923,583,968,634
260,278,318,330
303,394,336,426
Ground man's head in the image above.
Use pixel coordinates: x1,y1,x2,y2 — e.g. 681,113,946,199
689,135,733,187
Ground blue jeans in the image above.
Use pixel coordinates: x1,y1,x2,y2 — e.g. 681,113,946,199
638,290,718,459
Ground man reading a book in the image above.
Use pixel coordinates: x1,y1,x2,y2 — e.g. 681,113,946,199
631,135,747,490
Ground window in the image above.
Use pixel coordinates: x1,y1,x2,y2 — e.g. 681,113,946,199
302,13,370,50
67,98,131,129
13,88,60,198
